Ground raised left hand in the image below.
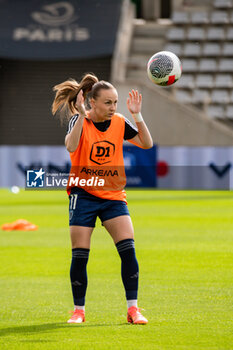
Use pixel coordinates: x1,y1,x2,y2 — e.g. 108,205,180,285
127,89,142,114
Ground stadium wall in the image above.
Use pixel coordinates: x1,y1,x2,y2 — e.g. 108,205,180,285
0,58,111,145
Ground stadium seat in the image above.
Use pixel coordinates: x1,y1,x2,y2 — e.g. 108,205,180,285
219,59,233,71
192,89,210,104
182,59,198,72
202,43,221,57
164,43,183,56
207,27,225,41
207,105,224,118
225,105,233,118
172,11,189,24
175,90,192,103
167,28,185,41
196,74,214,88
183,43,201,57
210,11,229,24
211,89,230,104
199,59,218,72
215,74,233,88
190,12,209,24
222,43,233,56
187,27,205,41
175,74,195,89
226,27,233,40
230,90,233,102
214,0,233,9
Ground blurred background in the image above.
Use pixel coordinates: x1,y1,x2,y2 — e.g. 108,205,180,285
0,0,233,190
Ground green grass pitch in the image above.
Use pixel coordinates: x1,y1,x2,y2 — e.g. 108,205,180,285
0,189,232,350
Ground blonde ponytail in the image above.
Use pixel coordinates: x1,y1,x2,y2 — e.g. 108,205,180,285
52,73,98,121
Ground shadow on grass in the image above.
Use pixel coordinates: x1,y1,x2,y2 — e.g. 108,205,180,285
0,322,128,336
20,340,55,343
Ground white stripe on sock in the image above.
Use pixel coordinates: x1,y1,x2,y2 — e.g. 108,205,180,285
127,299,137,309
74,305,85,311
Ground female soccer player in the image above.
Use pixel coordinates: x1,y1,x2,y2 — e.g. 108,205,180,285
52,73,153,324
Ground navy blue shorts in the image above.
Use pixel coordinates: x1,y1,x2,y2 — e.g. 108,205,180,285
69,187,130,227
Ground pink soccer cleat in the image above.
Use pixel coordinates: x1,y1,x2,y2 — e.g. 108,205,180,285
67,309,85,324
127,306,148,325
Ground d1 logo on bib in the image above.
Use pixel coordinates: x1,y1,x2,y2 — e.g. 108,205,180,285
90,141,115,165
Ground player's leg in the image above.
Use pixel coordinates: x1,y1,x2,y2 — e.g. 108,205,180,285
103,214,148,324
103,215,138,303
68,225,93,324
68,189,99,323
70,225,93,249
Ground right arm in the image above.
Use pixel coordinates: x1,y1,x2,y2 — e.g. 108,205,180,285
65,90,87,153
65,114,85,153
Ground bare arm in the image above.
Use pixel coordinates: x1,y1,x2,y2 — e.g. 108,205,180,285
126,90,153,149
128,121,153,149
65,90,87,153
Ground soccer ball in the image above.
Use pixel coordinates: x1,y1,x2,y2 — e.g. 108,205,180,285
147,51,182,86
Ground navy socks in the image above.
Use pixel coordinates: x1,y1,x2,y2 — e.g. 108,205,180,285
70,248,90,306
70,239,139,306
116,239,139,300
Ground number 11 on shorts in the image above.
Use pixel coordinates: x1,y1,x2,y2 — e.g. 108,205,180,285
70,194,78,210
